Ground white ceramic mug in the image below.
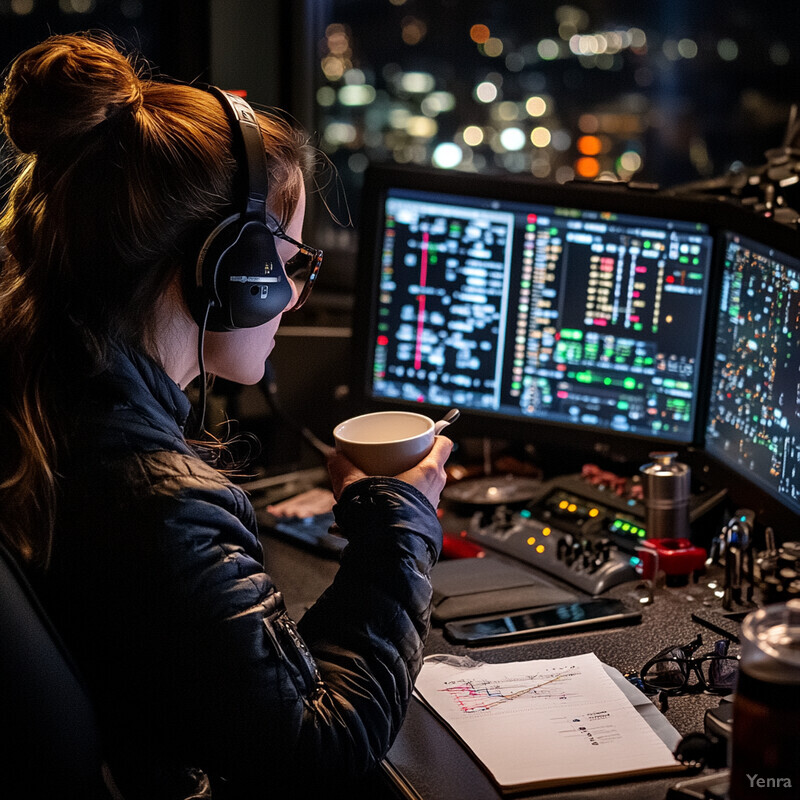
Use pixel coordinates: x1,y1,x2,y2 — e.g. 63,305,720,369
333,411,435,475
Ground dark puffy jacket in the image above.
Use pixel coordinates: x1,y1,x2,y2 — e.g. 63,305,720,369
39,345,442,799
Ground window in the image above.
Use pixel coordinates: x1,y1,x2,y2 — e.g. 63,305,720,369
312,1,800,240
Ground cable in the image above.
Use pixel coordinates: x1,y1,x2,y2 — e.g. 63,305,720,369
193,300,212,438
259,359,335,459
194,316,335,459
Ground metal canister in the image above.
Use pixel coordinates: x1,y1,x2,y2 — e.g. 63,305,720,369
639,451,690,539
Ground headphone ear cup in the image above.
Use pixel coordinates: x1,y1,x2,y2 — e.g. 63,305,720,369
196,217,292,331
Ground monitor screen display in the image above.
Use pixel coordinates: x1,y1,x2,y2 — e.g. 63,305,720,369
706,231,800,514
356,169,715,445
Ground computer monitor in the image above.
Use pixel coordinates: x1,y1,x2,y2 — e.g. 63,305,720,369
705,228,800,519
353,165,717,464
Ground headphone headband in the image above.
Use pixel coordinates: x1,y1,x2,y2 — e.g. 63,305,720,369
204,87,269,218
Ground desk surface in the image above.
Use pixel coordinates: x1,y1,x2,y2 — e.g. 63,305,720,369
260,529,739,800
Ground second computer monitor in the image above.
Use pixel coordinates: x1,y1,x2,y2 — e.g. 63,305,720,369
706,230,800,516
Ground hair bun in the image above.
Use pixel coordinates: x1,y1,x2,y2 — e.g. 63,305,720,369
0,33,143,154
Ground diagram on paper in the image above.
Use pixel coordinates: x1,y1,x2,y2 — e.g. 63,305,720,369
416,653,680,786
436,668,624,747
438,666,585,715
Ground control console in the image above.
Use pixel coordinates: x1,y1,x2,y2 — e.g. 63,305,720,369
467,504,639,595
464,473,724,595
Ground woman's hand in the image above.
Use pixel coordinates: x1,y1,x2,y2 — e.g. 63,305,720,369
326,450,368,500
327,436,454,508
395,436,453,508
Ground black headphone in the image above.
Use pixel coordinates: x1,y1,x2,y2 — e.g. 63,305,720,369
191,86,293,332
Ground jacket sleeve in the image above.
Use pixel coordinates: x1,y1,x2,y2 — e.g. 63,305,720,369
152,473,442,788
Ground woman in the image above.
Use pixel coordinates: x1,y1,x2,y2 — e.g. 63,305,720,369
0,32,452,799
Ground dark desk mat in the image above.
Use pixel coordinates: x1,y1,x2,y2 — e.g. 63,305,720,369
430,557,577,623
260,533,745,800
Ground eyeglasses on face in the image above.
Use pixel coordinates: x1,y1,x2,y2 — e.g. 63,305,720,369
268,222,323,312
637,633,739,697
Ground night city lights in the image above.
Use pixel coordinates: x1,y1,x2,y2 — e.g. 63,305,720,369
313,1,800,201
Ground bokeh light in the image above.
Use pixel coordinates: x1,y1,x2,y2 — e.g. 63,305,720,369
525,96,547,117
717,38,739,61
537,38,560,60
475,81,499,103
10,0,35,13
530,126,551,148
500,127,526,151
577,135,602,156
462,126,484,146
401,16,427,45
312,2,798,217
432,142,463,168
576,156,600,178
483,37,504,57
399,71,435,93
470,24,490,44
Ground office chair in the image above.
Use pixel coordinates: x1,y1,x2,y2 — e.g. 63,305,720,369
0,540,123,800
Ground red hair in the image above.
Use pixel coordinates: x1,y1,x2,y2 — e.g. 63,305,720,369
0,32,313,564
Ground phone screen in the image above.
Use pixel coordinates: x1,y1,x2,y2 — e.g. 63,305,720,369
444,599,641,643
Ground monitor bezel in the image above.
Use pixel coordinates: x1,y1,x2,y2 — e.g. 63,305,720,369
351,162,728,472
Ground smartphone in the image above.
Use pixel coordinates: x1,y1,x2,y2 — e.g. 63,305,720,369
443,599,642,644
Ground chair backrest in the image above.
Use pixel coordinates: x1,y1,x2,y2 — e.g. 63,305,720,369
0,541,120,799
